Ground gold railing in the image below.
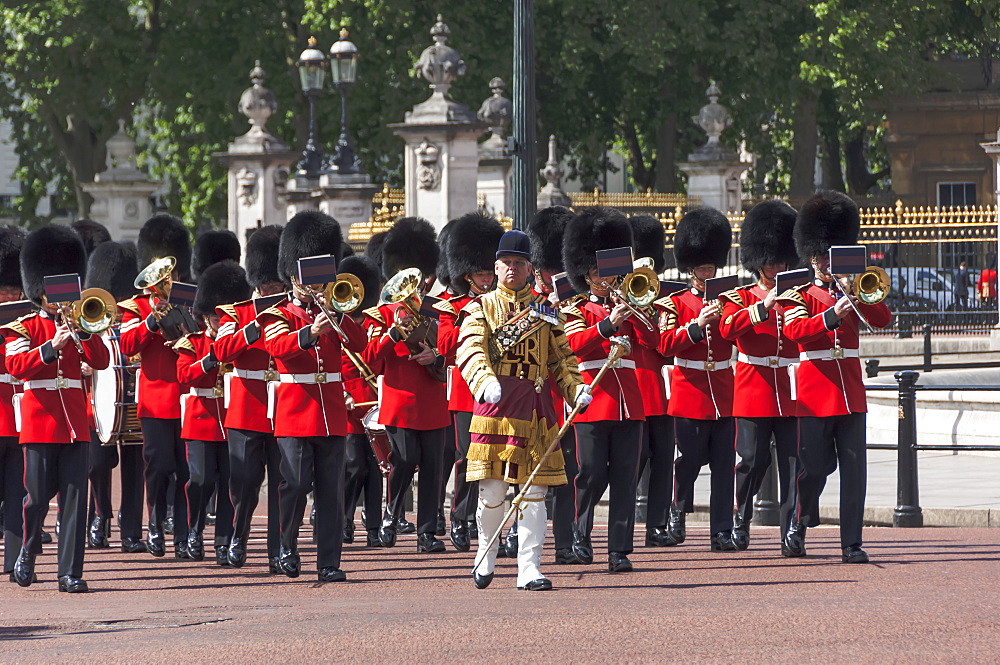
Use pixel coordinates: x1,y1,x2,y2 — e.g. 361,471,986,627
569,188,699,212
346,184,405,250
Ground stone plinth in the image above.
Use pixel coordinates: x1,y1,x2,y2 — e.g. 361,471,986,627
315,172,379,234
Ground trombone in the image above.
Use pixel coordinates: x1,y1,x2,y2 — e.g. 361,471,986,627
830,265,891,332
605,262,658,332
53,288,117,352
291,272,366,343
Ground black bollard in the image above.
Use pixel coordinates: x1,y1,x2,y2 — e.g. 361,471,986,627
752,444,780,526
865,358,880,378
922,324,932,373
893,370,923,527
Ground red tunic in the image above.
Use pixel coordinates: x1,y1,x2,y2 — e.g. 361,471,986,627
175,332,226,442
655,289,735,420
778,283,892,417
0,340,21,438
718,284,799,418
259,299,367,438
213,300,276,434
2,312,110,443
563,296,656,422
119,296,181,419
978,268,997,301
631,304,670,417
364,302,449,431
436,294,476,413
341,313,379,435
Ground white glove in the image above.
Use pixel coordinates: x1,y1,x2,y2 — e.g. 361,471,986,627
575,384,593,408
482,380,502,404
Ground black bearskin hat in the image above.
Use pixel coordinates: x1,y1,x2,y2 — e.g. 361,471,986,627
381,217,439,279
277,211,344,287
0,225,25,289
21,224,88,305
435,219,457,293
673,208,732,271
365,230,388,275
448,212,504,295
794,191,860,259
245,225,282,289
563,207,634,293
339,255,381,312
71,219,112,256
194,260,251,317
529,206,573,273
340,242,355,259
740,200,799,275
629,215,666,272
86,241,139,302
137,214,192,281
192,229,241,280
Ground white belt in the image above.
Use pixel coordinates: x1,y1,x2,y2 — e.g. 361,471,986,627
24,378,83,391
578,358,636,372
674,358,732,372
799,348,859,362
235,367,278,382
738,353,796,368
190,387,224,399
279,372,342,385
0,373,21,385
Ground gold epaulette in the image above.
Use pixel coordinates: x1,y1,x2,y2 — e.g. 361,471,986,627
217,303,239,321
0,316,32,339
172,335,196,354
362,306,385,325
718,289,744,308
777,286,808,304
652,294,680,311
118,298,141,315
432,299,457,317
259,306,287,320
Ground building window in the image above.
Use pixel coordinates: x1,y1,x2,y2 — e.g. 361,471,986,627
937,182,976,207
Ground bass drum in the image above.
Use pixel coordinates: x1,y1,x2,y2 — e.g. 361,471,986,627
92,331,143,445
361,406,391,475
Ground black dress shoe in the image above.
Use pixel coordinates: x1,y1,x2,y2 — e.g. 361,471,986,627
228,538,247,567
554,548,579,565
435,509,447,537
318,567,347,583
12,549,35,587
342,520,354,544
608,552,633,573
645,526,676,547
365,529,380,547
711,531,738,552
842,545,870,564
667,506,686,544
473,570,494,589
277,546,300,578
731,514,750,551
449,521,471,552
146,528,165,558
163,516,175,535
572,534,593,565
378,515,397,548
206,512,216,527
502,525,519,559
782,521,807,558
88,516,110,549
417,533,446,553
186,535,204,561
215,545,230,566
175,539,192,560
58,576,89,593
394,516,416,534
121,537,147,554
268,557,282,574
9,571,37,584
519,578,553,591
39,530,52,544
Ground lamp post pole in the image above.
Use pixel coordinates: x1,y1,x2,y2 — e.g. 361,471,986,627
329,28,360,175
294,37,329,182
511,0,536,230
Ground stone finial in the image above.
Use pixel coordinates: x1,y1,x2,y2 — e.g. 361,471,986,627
537,135,571,208
477,77,512,137
406,15,477,124
239,60,278,135
96,119,144,182
692,80,731,147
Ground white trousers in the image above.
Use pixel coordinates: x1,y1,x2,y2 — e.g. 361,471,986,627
474,478,548,587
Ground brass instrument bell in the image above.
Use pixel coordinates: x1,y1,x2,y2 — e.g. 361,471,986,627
134,256,177,299
852,266,890,305
73,288,117,335
379,268,423,315
324,273,366,314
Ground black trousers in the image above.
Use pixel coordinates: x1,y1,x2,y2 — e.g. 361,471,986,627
228,428,282,559
88,432,118,521
449,411,478,523
0,436,25,572
574,420,642,555
278,436,345,569
640,415,675,529
735,416,799,532
140,417,188,542
439,421,455,511
186,440,233,546
22,442,88,578
384,425,445,536
673,416,736,534
343,432,383,529
117,444,145,541
549,427,578,551
796,413,867,548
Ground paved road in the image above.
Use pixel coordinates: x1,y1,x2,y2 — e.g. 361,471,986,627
2,523,997,663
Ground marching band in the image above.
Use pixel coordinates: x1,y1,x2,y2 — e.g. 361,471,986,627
0,191,890,592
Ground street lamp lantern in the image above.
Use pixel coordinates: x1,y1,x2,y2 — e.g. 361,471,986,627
294,36,328,180
328,27,361,174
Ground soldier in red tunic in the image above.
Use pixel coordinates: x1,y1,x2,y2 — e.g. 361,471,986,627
214,225,285,571
6,225,110,592
258,211,367,582
562,207,659,573
717,200,800,551
436,212,504,552
119,214,193,559
778,192,891,564
365,217,450,552
654,209,737,551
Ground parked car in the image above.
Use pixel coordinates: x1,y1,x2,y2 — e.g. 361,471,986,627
883,267,957,311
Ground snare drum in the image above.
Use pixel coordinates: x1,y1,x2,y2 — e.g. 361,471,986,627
362,406,391,475
92,330,143,445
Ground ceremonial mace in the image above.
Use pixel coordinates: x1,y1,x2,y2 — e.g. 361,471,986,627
472,338,630,574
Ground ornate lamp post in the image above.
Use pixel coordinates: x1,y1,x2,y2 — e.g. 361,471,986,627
294,37,328,181
511,0,536,230
328,28,361,174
